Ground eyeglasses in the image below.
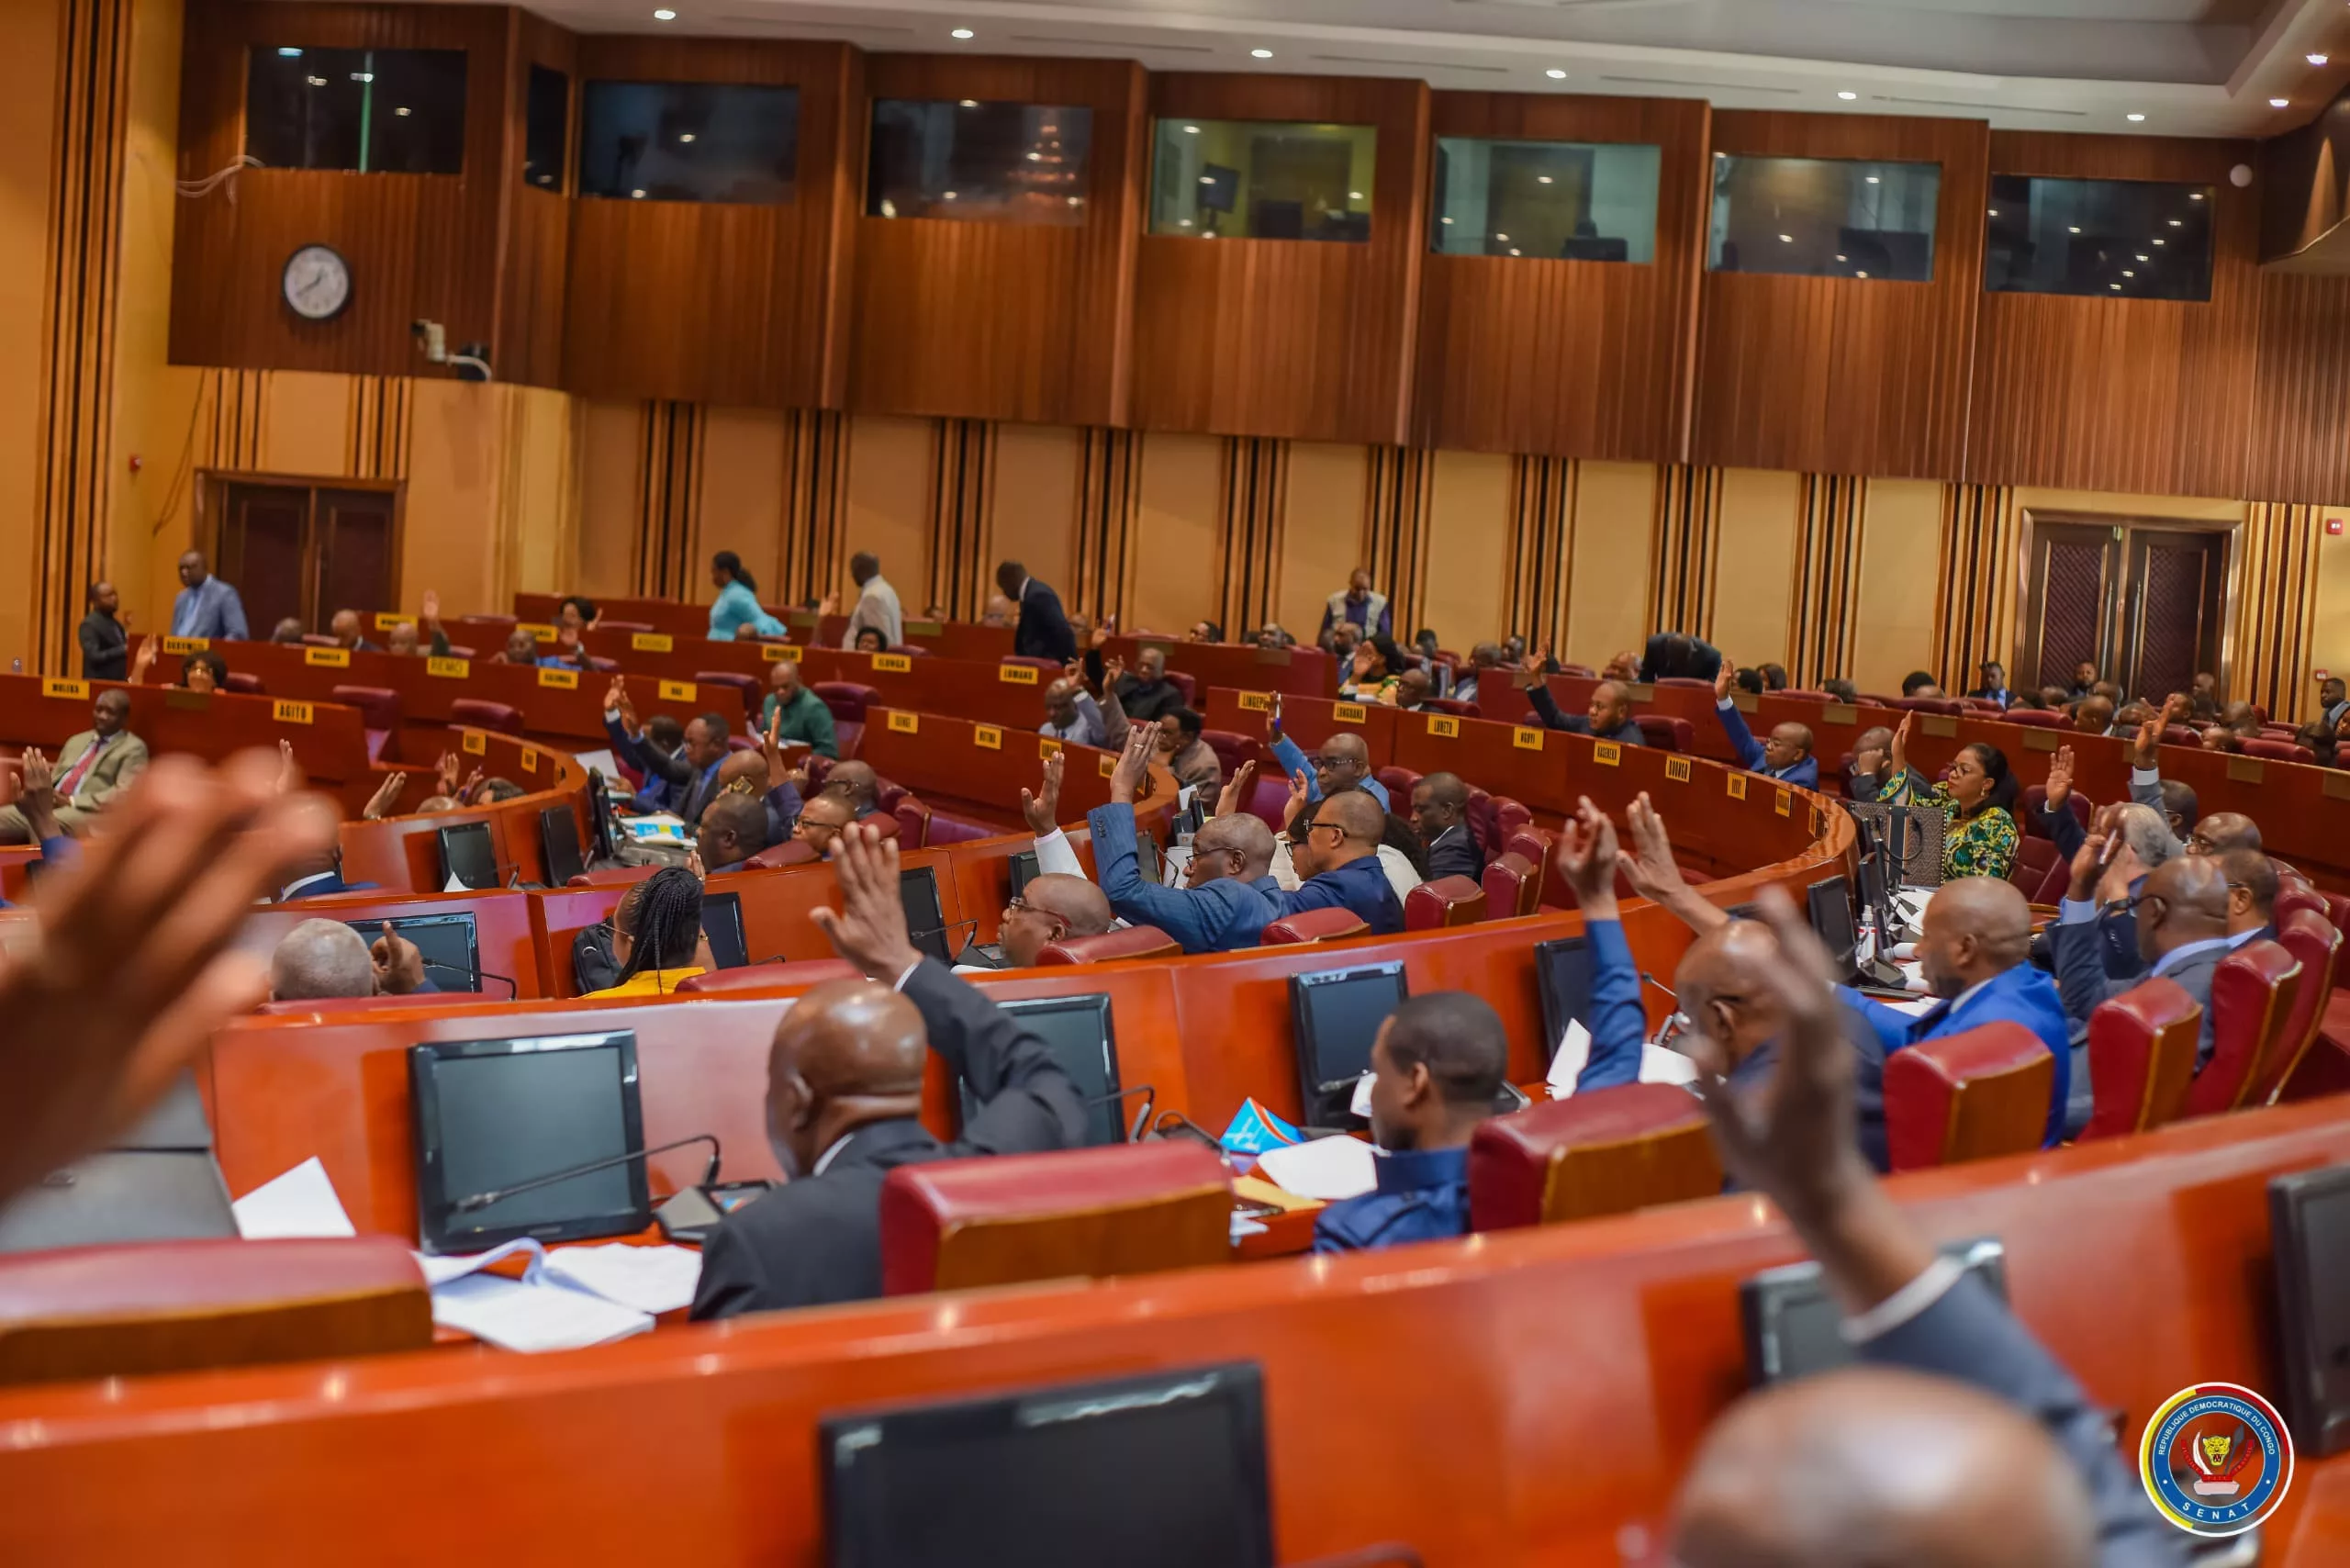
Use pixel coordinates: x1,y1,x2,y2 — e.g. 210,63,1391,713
1304,818,1346,838
1306,755,1354,770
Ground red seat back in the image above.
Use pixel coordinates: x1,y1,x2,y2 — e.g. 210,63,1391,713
893,797,932,848
2163,724,2201,746
675,959,860,993
1037,926,1181,965
596,620,655,633
2078,978,2200,1141
1260,908,1370,945
449,699,521,736
1418,698,1478,717
2009,835,2061,901
811,682,878,723
1492,796,1533,842
2004,709,2070,729
222,671,265,695
2253,913,2343,1105
1203,730,1257,783
1375,766,1424,803
1883,1021,2054,1170
1000,655,1060,672
2274,887,2328,926
1163,670,1198,707
1481,852,1540,919
692,671,762,720
299,633,340,648
330,684,401,734
742,839,822,869
1467,1084,1722,1230
1634,714,1692,753
2019,786,2092,839
2184,939,2303,1117
878,1142,1232,1295
1404,875,1486,930
566,866,655,888
2242,738,2315,763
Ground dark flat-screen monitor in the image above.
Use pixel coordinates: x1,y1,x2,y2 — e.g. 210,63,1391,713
1534,935,1591,1062
541,805,587,886
588,768,621,861
821,1362,1274,1568
343,912,482,992
1742,1238,2007,1386
699,890,748,970
1137,831,1163,887
438,820,499,890
1289,962,1408,1126
408,1029,649,1254
958,994,1125,1148
1006,850,1041,898
2271,1163,2350,1455
901,867,952,963
1196,162,1239,214
1807,874,1859,982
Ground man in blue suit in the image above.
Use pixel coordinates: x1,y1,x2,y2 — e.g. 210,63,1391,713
1083,733,1282,954
1670,893,2187,1568
1273,788,1403,935
2054,846,2233,1071
601,677,730,827
998,559,1076,666
1838,876,2072,1147
1709,665,1818,789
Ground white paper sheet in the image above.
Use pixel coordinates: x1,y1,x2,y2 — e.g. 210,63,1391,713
413,1237,548,1288
1546,1020,1595,1092
571,747,624,783
231,1158,357,1240
1348,1071,1375,1119
1881,995,1942,1018
427,1273,654,1353
541,1244,701,1316
1256,1135,1378,1202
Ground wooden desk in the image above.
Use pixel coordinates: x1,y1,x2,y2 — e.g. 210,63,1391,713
334,732,592,895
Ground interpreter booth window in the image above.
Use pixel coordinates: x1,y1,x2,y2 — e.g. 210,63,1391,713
867,99,1093,223
577,81,798,203
1985,175,2214,301
245,46,467,174
1148,118,1374,241
1707,153,1941,281
522,64,569,192
1430,137,1660,261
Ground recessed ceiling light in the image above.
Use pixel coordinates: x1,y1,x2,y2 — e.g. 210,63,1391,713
2273,97,2291,107
952,28,975,39
1440,216,1453,224
1198,175,1214,185
2188,192,2204,200
1779,233,1793,242
276,47,301,57
2110,282,2122,290
944,190,958,200
1509,248,1521,256
1024,151,1040,161
1837,91,1857,101
1537,175,1553,185
1179,218,1192,227
2311,52,2329,64
1834,253,1847,262
2136,252,2149,261
1987,208,1999,218
678,132,695,142
1545,68,1567,80
1864,174,1879,184
653,7,676,17
2153,237,2165,245
1250,48,1273,58
1183,124,1200,134
2126,112,2145,122
2123,270,2135,276
1348,190,1362,199
959,99,979,107
1855,270,1869,278
1495,232,1509,241
395,106,409,116
631,188,646,198
2067,225,2081,233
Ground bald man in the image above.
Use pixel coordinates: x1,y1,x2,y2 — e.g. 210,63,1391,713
759,658,838,758
1516,654,1646,746
2186,810,2260,858
690,825,1090,1319
2055,840,2235,1076
1267,717,1392,810
1082,731,1282,952
793,790,856,858
2221,845,2278,948
696,790,770,875
2072,693,2115,736
1711,665,1817,787
1839,877,2072,1146
268,918,430,1000
996,872,1114,967
1277,787,1404,935
824,760,887,821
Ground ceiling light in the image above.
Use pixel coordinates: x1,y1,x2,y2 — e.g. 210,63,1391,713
1855,270,1868,278
2123,269,2135,276
276,47,301,57
1068,196,1081,206
959,99,979,107
1198,175,1214,185
944,190,958,199
1779,232,1793,242
678,132,696,143
2136,252,2149,261
1537,175,1553,185
1987,208,1999,218
1025,151,1041,161
305,74,325,86
394,106,409,116
2311,52,2330,64
1864,174,1879,185
351,72,373,83
2126,112,2145,122
1837,91,1857,101
1834,253,1847,262
631,188,646,198
1251,48,1273,58
1495,232,1509,241
952,28,975,39
2153,237,2165,245
2110,282,2122,290
2067,225,2081,233
2188,192,2204,200
1179,218,1192,227
654,6,676,17
1348,190,1362,199
2168,218,2182,226
2272,97,2291,108
1545,68,1567,80
1183,124,1200,134
1509,248,1521,256
1440,216,1453,224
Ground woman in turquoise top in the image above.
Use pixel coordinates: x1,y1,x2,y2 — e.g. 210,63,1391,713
708,551,786,641
1867,712,2021,882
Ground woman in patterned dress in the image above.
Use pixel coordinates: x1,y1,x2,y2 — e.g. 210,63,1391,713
1863,712,2021,882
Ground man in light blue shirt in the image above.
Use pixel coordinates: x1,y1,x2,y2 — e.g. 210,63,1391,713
1267,719,1390,810
171,551,248,641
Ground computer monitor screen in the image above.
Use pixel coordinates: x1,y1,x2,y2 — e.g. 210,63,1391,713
1534,936,1592,1061
1006,850,1041,898
2271,1163,2350,1454
958,994,1125,1147
901,867,952,963
1289,962,1409,1125
699,890,748,970
821,1362,1274,1568
439,821,499,890
588,769,621,861
541,805,587,886
1137,832,1163,888
408,1029,649,1254
1196,162,1239,215
343,912,482,992
1807,875,1859,982
1742,1238,2007,1386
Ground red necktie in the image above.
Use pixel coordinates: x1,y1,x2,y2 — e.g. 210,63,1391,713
54,736,105,801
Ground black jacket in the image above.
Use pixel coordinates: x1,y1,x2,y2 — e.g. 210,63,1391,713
1526,684,1645,746
1425,821,1483,883
78,612,127,682
1013,578,1078,665
689,959,1089,1319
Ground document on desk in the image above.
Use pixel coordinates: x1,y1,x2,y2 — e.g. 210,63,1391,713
540,1244,700,1316
1256,1135,1377,1202
414,1236,547,1287
1545,1023,1699,1099
428,1273,654,1353
232,1157,357,1240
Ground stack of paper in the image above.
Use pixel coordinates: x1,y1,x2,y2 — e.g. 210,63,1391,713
1255,1135,1378,1202
412,1238,703,1353
231,1157,357,1239
1545,1021,1699,1099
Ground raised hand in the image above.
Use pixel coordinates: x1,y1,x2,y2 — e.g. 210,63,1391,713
1090,623,1113,650
275,739,304,796
420,589,441,628
603,674,628,714
2130,717,2162,771
129,639,159,683
435,750,462,797
1215,758,1257,820
1102,655,1126,689
0,751,339,1206
1108,724,1154,806
1553,796,1621,917
1622,791,1727,935
1281,767,1312,830
14,750,58,841
1714,662,1734,702
1021,750,1066,835
371,923,426,995
2162,691,2191,726
1887,711,1914,776
761,706,786,783
808,822,921,980
362,771,407,821
1350,644,1377,679
2042,745,2075,811
615,682,639,734
457,767,485,804
2065,824,2110,902
686,847,706,879
1511,650,1546,691
818,593,841,618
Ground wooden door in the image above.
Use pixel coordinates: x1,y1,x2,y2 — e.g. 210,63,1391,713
2121,528,2227,704
207,478,400,634
316,489,397,626
2020,521,2121,693
218,482,310,637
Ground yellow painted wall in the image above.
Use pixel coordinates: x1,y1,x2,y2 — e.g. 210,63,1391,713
1129,431,1221,636
841,414,934,610
1419,450,1512,653
698,406,788,602
0,0,62,666
576,399,643,601
1852,478,1944,695
1710,467,1802,671
990,420,1081,603
1561,460,1655,669
1276,442,1367,640
2314,509,2350,692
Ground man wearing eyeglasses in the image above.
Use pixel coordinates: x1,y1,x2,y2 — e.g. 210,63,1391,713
2053,832,2233,1075
1265,707,1390,811
1277,788,1404,935
2220,846,2277,948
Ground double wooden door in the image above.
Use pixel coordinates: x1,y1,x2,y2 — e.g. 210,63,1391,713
207,477,398,636
2020,518,2229,700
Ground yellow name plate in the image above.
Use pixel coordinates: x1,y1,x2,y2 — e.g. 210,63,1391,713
999,664,1039,685
1665,756,1693,783
1237,692,1273,712
373,612,414,631
520,622,557,643
872,654,913,674
273,700,314,725
429,656,471,679
161,636,208,655
1513,727,1545,751
462,730,487,755
536,666,577,689
1038,736,1063,757
1593,742,1621,767
658,679,696,702
974,724,1002,751
761,644,805,663
1333,702,1367,722
888,711,918,734
1427,715,1460,738
1726,773,1749,800
632,633,675,653
42,678,86,700
1775,788,1792,816
304,645,351,667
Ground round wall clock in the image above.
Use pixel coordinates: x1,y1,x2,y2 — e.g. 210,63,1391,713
283,244,352,321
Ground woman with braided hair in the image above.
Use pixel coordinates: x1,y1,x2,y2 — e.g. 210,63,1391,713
583,867,709,997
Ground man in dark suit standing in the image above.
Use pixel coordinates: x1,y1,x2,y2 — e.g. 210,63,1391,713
998,559,1077,665
690,823,1089,1318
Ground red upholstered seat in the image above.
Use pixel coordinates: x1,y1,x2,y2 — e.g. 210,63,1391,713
2242,737,2316,763
675,959,860,992
2078,978,2201,1141
453,614,515,632
1261,908,1370,944
299,633,340,648
923,812,996,846
1239,771,1292,831
1652,677,1713,690
1958,697,2005,712
1375,766,1424,802
1778,688,1832,702
2004,709,2070,729
1481,852,1540,920
1405,876,1486,929
811,682,878,723
1419,697,1478,717
832,720,864,758
1203,729,1257,782
1468,1084,1722,1229
2163,724,2201,745
2020,786,2091,839
2254,913,2343,1104
1557,663,1595,678
878,1142,1232,1296
597,620,654,633
1163,670,1198,707
693,671,762,721
2274,886,2329,926
1889,697,1964,715
886,644,930,657
1038,925,1181,965
566,866,655,888
449,699,521,736
1464,789,1500,861
1001,655,1060,672
742,839,822,869
1492,796,1533,842
330,683,400,734
220,671,265,695
893,798,932,848
1883,1021,2054,1170
0,1238,430,1385
1505,827,1553,868
1635,714,1692,753
2186,940,2302,1116
2009,835,2062,901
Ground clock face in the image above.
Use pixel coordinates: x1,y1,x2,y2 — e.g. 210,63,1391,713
282,244,351,321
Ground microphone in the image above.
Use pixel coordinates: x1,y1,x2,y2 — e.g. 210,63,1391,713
423,958,519,998
1638,970,1678,1004
452,1133,722,1215
1077,1083,1158,1143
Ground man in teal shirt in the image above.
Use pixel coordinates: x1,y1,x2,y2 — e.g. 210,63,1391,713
759,659,839,759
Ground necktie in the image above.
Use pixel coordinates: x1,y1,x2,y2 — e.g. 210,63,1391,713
54,735,106,801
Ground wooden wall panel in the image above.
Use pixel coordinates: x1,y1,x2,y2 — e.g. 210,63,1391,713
494,11,574,390
1131,73,1429,446
561,37,858,409
2247,272,2350,504
849,56,1144,427
1413,93,1707,463
1966,132,2259,498
171,1,518,380
1693,111,1987,478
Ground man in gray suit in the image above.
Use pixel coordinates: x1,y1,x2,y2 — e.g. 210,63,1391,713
0,689,148,843
2053,844,2235,1073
